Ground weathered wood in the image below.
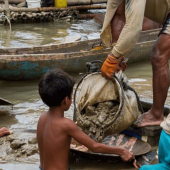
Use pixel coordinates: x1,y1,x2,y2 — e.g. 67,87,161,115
0,4,107,12
0,29,161,80
136,149,157,168
68,0,107,6
0,0,107,5
0,0,23,4
0,97,13,105
71,134,151,157
78,13,99,19
0,42,154,80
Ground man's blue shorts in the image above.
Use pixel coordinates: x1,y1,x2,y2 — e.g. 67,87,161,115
140,130,170,170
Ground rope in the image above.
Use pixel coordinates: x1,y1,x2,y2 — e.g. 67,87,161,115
1,14,11,31
125,84,144,114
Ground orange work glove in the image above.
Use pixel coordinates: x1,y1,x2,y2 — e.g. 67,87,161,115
101,53,127,79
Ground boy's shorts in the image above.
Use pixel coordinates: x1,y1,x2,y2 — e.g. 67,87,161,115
159,12,170,36
139,130,170,170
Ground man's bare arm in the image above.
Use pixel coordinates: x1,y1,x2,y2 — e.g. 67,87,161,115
111,0,146,58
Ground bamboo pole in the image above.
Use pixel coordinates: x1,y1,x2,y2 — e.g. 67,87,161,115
4,0,11,18
78,13,99,19
68,0,107,6
4,0,9,10
0,0,107,5
0,0,23,4
0,4,106,12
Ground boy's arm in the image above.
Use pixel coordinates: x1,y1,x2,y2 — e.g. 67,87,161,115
65,119,134,162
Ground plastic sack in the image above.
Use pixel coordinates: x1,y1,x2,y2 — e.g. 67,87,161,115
74,71,142,142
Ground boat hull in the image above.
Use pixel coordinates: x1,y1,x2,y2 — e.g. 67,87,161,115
0,29,160,80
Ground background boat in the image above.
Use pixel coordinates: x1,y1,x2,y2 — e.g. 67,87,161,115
0,28,160,80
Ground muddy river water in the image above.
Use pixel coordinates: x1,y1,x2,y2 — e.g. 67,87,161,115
0,18,170,170
0,19,101,48
0,61,169,170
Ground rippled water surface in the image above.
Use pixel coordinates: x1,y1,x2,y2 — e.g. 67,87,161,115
0,19,101,48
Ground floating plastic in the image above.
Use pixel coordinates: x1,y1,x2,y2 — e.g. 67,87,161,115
55,0,67,8
26,0,41,8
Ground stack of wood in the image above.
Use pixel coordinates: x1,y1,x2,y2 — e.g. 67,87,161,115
0,0,107,6
1,9,79,23
0,0,107,23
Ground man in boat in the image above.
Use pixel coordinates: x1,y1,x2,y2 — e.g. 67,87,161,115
101,0,170,128
0,127,11,137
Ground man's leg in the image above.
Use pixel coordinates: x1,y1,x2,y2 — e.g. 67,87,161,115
137,33,170,127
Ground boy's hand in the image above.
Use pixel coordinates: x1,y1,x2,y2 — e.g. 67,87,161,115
133,159,140,169
120,149,139,169
101,53,126,79
120,148,134,162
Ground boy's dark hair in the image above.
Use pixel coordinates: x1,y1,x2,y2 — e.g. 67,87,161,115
38,69,75,107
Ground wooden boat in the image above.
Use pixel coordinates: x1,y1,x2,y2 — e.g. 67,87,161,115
0,28,160,80
0,97,13,106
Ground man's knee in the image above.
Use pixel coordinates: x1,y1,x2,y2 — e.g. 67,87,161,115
151,48,165,69
151,34,170,68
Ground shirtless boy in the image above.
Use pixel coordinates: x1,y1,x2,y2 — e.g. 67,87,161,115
37,69,137,170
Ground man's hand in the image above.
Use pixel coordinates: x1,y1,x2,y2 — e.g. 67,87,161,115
101,53,127,79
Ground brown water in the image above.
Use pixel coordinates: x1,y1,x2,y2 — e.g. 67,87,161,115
0,61,169,170
0,19,101,48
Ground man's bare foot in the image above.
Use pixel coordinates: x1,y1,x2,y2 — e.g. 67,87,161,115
0,127,11,137
134,111,163,128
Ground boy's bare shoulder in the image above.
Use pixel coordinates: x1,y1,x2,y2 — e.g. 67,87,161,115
61,118,77,131
39,111,47,120
37,112,48,126
62,118,75,126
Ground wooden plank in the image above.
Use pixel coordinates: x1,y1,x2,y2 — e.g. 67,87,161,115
0,4,107,12
71,134,151,157
136,149,158,168
0,97,13,105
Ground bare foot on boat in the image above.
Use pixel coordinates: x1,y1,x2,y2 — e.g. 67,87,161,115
0,127,11,137
134,110,164,128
